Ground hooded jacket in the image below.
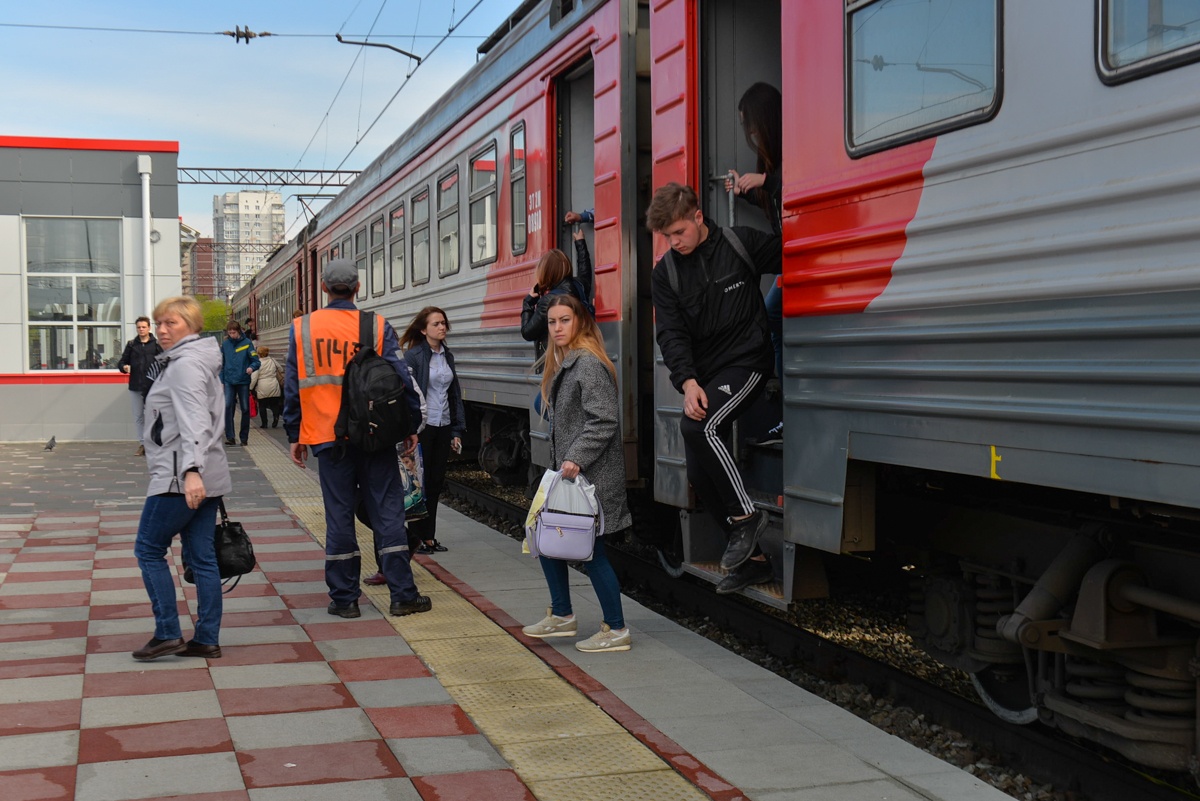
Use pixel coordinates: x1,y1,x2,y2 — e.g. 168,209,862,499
143,335,232,498
220,333,260,386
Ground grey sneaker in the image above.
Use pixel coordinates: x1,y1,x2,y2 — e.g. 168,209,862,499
522,608,577,638
575,623,631,653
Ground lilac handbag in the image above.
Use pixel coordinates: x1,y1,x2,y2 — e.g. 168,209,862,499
528,471,603,562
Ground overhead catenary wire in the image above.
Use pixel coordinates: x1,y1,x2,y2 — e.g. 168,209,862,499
0,22,482,39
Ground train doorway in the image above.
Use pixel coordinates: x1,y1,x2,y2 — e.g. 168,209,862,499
699,0,782,236
556,60,596,255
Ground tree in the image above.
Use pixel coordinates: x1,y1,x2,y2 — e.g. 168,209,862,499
196,296,231,332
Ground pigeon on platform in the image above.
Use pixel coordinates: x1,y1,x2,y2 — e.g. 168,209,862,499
44,436,56,451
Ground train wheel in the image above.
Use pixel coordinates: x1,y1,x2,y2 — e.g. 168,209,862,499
970,664,1038,724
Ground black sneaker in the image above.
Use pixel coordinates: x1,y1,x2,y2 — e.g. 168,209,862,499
327,601,361,618
225,438,236,447
390,596,432,616
754,421,783,446
720,511,768,570
716,557,773,595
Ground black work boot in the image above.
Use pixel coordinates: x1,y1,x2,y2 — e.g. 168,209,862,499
720,512,768,570
716,557,773,595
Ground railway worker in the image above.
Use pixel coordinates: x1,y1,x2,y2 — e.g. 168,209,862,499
219,321,260,447
521,294,633,652
521,224,595,361
648,181,782,595
400,306,466,555
282,259,431,619
726,82,784,442
116,315,162,457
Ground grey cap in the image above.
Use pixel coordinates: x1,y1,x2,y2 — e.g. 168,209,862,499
323,258,358,290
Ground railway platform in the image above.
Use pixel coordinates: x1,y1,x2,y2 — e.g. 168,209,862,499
0,435,1011,801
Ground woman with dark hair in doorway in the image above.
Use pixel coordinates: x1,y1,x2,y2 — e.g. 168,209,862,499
520,225,594,361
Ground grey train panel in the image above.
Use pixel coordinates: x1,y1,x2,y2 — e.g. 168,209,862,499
783,290,1200,554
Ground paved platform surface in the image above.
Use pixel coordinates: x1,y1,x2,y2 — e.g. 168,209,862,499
0,435,1011,801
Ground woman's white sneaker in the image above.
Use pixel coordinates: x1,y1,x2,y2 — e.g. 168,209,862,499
522,608,577,638
575,623,631,653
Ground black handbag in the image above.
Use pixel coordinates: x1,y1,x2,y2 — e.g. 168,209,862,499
183,499,257,593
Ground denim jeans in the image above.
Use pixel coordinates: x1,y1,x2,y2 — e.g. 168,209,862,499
129,390,146,445
135,494,222,645
224,383,250,442
539,535,624,629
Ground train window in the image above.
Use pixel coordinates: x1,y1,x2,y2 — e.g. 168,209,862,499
370,217,385,297
469,143,498,267
845,0,1000,157
389,204,406,291
511,124,527,254
329,245,338,261
412,190,431,285
353,228,367,300
1099,0,1200,83
438,170,460,277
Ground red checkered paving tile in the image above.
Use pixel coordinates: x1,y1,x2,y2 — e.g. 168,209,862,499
90,556,139,569
208,641,327,666
257,569,325,583
0,699,81,736
0,620,89,642
20,537,97,548
2,571,94,583
0,765,76,801
0,592,90,610
329,655,430,682
182,582,278,598
31,521,98,531
90,576,149,592
84,669,214,698
411,770,536,801
302,619,398,641
365,705,477,738
0,655,85,680
237,740,405,788
221,610,298,628
77,718,232,763
217,683,358,716
11,551,92,563
254,551,325,563
136,792,249,801
279,592,334,609
88,632,182,654
89,600,188,620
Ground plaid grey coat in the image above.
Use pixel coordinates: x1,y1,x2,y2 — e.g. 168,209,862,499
549,350,632,534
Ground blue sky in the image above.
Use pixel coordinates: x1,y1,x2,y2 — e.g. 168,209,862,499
2,1,525,238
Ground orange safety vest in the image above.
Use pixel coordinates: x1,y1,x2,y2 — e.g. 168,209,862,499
293,308,385,446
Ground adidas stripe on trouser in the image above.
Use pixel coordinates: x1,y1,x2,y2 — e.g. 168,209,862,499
678,366,765,526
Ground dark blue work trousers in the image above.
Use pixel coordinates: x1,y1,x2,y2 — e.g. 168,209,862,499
316,444,419,606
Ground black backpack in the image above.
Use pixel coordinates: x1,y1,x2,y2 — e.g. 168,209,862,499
334,312,412,453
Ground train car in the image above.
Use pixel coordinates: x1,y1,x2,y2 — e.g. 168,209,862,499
247,0,1200,774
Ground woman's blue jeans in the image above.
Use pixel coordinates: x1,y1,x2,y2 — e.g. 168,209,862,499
135,494,223,645
539,535,624,630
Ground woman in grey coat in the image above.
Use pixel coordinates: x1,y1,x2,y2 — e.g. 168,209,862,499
133,296,233,661
521,295,633,653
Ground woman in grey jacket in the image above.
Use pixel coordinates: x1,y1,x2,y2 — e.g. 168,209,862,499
521,294,633,653
132,296,233,661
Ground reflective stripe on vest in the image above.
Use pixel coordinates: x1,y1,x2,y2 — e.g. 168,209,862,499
293,309,384,445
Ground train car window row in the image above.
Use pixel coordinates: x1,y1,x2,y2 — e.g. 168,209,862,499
844,0,1000,157
470,143,498,267
389,204,406,291
438,169,461,278
1098,0,1200,83
412,190,431,286
511,124,527,255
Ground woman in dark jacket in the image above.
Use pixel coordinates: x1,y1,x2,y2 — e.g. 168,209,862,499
116,316,162,456
521,294,632,653
400,306,466,554
520,228,594,359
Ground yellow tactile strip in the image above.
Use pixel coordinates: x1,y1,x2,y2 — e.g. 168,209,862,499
242,430,712,799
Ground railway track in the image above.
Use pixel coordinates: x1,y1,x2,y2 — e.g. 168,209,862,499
443,477,1194,801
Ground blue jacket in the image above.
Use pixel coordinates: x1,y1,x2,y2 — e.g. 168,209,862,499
282,299,422,453
220,334,260,386
403,340,466,440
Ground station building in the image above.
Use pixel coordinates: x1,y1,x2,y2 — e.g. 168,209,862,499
0,136,182,443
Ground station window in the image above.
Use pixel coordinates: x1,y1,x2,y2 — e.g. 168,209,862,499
412,190,431,285
24,218,122,371
389,204,406,291
437,170,460,277
845,0,1000,157
469,143,498,267
354,228,368,300
510,124,527,254
370,217,385,297
1099,0,1200,83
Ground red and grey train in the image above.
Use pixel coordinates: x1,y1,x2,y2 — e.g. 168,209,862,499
236,0,1200,774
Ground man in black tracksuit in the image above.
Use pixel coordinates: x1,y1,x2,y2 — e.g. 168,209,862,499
649,182,781,594
116,315,163,457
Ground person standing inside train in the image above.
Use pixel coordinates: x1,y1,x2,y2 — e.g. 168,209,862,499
400,306,465,555
521,294,633,652
282,259,430,619
117,315,162,457
648,182,782,595
726,82,784,442
520,223,594,360
220,321,259,447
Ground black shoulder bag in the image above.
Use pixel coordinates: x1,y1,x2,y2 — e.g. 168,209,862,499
183,499,257,594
